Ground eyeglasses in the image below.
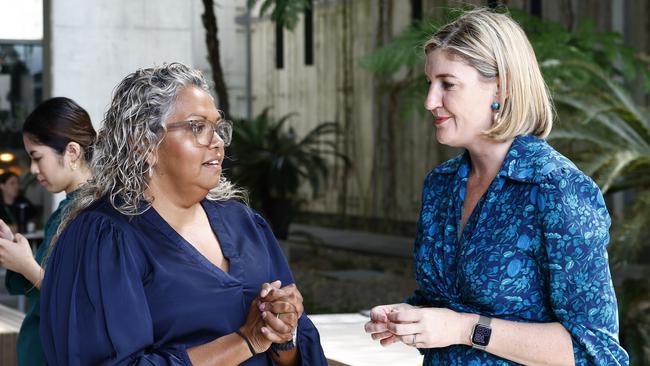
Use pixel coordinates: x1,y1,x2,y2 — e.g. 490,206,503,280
166,119,233,147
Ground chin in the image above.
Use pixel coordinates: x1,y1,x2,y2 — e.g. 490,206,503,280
435,133,455,148
203,176,222,191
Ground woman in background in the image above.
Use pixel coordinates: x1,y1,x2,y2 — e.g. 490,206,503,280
0,97,95,366
0,172,36,232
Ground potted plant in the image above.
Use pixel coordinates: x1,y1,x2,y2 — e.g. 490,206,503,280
229,108,348,239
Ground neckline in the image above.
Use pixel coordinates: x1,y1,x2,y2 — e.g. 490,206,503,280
455,167,501,243
143,200,238,280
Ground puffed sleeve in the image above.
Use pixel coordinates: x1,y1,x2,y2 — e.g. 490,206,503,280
252,212,328,366
40,212,192,366
538,169,629,365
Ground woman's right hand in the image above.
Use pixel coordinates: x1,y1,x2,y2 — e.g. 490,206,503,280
364,303,418,346
0,222,42,287
238,299,273,354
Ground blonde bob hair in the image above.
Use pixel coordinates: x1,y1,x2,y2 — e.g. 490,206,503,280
425,8,553,140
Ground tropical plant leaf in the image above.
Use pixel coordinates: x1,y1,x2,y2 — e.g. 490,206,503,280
231,108,347,203
247,0,311,30
359,21,438,76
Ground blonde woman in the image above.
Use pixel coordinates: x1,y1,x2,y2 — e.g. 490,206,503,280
39,63,326,366
365,9,628,365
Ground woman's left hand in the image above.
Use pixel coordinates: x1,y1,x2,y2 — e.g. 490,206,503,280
257,281,303,343
0,219,15,241
259,281,304,319
366,304,469,348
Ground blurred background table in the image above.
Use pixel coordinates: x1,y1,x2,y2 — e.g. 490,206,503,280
0,303,24,366
310,313,423,366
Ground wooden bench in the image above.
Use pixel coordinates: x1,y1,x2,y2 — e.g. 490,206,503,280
0,304,24,366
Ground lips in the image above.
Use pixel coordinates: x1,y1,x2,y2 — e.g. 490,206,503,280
202,157,222,166
434,116,451,125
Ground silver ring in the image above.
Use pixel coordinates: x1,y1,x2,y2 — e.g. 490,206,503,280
412,334,417,346
276,313,281,319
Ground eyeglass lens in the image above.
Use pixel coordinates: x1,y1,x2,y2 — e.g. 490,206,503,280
197,121,232,146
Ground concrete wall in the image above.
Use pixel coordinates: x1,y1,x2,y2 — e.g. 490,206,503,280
48,0,249,126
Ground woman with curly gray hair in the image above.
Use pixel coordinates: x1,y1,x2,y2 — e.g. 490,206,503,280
39,63,327,366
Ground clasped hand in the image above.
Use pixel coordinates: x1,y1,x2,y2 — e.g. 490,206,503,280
364,303,465,349
0,219,36,274
240,280,303,354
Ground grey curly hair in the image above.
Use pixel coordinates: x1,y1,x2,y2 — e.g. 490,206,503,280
53,63,245,253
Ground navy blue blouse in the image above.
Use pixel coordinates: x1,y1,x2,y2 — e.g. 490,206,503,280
40,198,327,365
408,135,628,365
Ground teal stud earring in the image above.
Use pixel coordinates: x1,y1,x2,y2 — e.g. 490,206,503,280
490,101,500,111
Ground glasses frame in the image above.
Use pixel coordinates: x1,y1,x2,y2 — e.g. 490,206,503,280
166,119,233,147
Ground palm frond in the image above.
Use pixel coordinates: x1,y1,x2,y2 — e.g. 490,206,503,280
610,190,650,265
247,0,311,30
231,108,348,200
359,21,438,76
549,125,619,151
594,150,639,193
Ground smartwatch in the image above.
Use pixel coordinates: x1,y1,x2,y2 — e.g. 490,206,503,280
470,315,492,350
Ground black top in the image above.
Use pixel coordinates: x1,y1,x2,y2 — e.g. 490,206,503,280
0,195,36,227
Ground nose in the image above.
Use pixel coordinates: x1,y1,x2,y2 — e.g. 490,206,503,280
424,83,441,112
208,129,225,149
30,160,39,175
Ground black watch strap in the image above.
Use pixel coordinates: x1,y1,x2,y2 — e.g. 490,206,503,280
271,326,298,354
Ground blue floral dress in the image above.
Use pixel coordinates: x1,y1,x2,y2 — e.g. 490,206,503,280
408,135,628,365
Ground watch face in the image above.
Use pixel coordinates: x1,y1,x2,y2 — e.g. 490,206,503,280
472,324,492,347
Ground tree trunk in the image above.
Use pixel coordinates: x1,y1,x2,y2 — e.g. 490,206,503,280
201,0,230,117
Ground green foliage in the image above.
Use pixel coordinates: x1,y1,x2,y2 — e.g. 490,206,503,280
617,277,650,365
359,21,435,119
359,21,439,76
514,9,650,94
230,108,347,204
247,0,311,30
549,62,650,195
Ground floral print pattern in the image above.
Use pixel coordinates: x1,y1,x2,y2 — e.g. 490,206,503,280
408,135,628,365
